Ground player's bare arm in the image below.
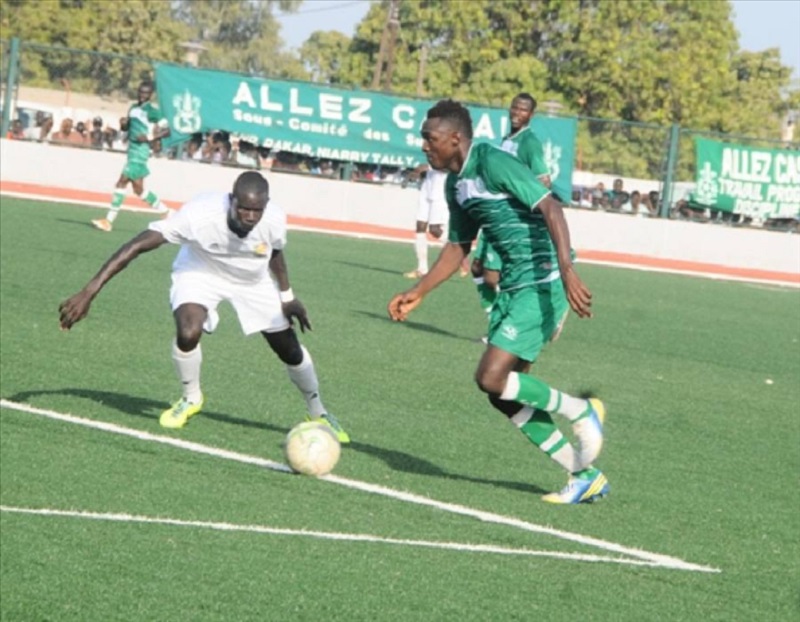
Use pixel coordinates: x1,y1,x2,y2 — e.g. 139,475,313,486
538,196,593,318
269,249,311,332
388,241,469,321
59,230,167,330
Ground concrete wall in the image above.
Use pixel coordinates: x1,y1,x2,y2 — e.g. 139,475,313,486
2,138,799,276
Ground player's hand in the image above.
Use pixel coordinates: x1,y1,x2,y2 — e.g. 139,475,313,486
388,290,423,322
59,290,93,331
282,299,312,332
562,267,593,319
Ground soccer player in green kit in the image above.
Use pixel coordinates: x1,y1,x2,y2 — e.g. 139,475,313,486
472,93,553,321
92,81,171,232
388,100,608,504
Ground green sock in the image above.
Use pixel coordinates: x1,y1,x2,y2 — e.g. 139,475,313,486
144,190,159,207
111,190,125,208
501,372,590,422
512,407,580,473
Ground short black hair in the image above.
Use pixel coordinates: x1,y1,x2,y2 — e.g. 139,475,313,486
139,80,154,90
233,171,269,198
426,99,473,139
514,92,537,111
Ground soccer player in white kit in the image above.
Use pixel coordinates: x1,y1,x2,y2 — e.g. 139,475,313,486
59,171,350,443
404,165,450,278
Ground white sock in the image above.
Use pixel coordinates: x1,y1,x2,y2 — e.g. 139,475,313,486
285,346,326,417
546,389,590,422
414,232,428,273
106,188,128,222
172,341,202,403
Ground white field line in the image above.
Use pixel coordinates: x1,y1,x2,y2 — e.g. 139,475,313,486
0,398,720,573
3,188,797,288
0,505,675,569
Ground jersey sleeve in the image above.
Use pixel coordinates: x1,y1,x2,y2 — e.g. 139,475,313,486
517,134,549,179
482,146,551,210
266,202,288,251
147,103,164,124
445,174,479,243
148,200,195,244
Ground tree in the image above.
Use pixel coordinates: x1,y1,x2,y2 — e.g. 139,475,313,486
299,30,350,85
1,0,189,96
171,0,305,78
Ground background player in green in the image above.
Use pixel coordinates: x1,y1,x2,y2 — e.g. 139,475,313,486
472,93,553,322
92,80,171,232
388,99,608,505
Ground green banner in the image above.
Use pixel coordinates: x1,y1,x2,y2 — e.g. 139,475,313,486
154,63,576,200
694,137,800,219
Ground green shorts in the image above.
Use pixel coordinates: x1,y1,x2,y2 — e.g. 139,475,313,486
122,161,150,181
487,281,569,362
473,230,503,271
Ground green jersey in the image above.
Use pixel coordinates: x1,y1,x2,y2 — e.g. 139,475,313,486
499,126,549,180
446,142,558,291
126,101,164,165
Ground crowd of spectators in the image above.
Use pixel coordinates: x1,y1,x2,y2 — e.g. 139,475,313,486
5,112,797,232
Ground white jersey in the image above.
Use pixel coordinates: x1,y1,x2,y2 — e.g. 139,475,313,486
417,168,449,225
149,192,287,284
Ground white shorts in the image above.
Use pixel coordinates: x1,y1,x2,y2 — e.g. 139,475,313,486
416,170,448,225
169,270,290,336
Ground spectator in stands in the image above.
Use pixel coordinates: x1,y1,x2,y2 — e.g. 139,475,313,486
607,178,626,204
233,139,259,169
181,134,204,161
89,117,104,150
591,182,608,209
258,147,274,170
6,119,24,139
104,127,121,151
50,118,84,146
643,190,661,216
22,111,53,141
74,121,88,145
320,160,335,177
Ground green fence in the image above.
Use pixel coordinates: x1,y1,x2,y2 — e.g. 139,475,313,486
2,38,798,229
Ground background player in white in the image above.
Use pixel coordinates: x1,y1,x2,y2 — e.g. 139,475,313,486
404,165,469,278
60,171,350,443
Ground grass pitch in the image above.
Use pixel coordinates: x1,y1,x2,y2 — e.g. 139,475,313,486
1,196,798,621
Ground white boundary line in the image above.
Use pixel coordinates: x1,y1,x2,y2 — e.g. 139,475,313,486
0,505,675,569
0,398,719,573
2,189,797,288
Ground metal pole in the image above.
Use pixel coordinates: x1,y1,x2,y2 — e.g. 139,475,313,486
1,38,21,138
660,123,680,218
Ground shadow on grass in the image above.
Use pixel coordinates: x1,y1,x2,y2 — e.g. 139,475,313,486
334,260,406,276
353,310,477,343
6,387,547,495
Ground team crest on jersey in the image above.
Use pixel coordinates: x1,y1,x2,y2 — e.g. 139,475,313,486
253,242,269,256
172,90,202,134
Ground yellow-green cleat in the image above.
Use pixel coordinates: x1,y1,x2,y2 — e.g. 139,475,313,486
307,413,350,444
542,469,610,504
160,395,204,429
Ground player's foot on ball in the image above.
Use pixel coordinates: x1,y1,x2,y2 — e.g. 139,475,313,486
403,269,425,279
160,395,204,429
541,468,609,504
308,413,350,444
573,397,605,469
91,218,112,232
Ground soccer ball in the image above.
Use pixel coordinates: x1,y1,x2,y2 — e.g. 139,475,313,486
284,421,341,476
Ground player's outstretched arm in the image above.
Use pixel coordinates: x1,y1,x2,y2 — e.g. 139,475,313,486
269,249,311,332
388,241,469,321
538,196,593,318
59,230,167,330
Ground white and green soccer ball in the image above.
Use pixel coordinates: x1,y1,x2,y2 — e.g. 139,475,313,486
284,421,341,476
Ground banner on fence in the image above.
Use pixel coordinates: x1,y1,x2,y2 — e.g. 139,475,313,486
154,64,575,200
694,137,800,219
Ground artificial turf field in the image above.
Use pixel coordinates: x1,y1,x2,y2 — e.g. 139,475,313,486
1,196,798,621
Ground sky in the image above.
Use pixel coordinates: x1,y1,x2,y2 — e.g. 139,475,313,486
275,0,800,79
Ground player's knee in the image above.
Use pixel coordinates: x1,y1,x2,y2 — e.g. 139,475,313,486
175,330,201,352
474,368,504,396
